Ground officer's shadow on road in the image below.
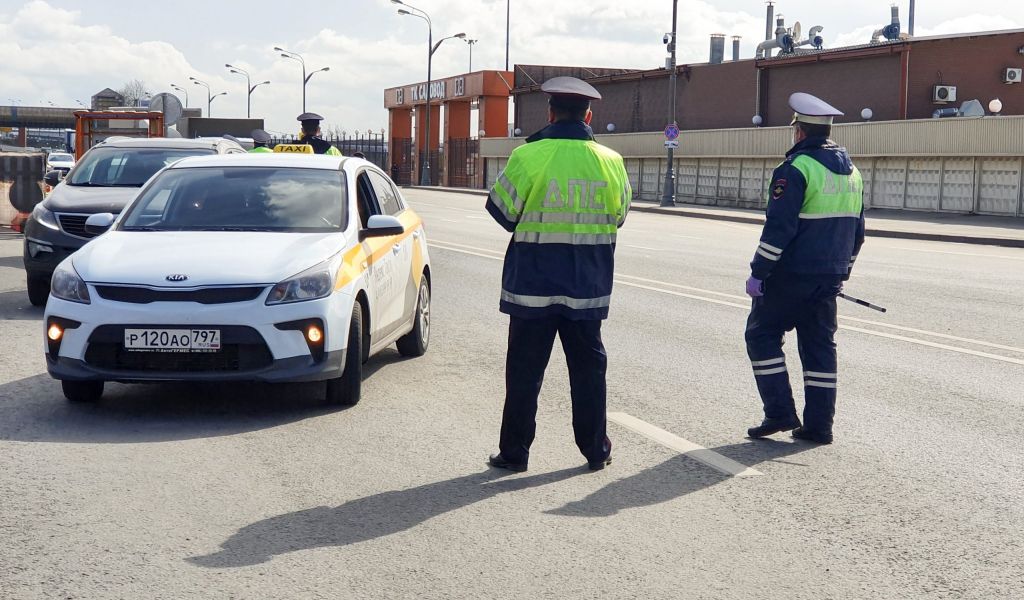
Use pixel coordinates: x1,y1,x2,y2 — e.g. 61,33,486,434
0,289,43,321
188,467,583,569
0,350,413,444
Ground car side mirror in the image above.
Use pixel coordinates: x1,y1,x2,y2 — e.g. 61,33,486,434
361,214,404,240
84,213,116,236
43,170,62,187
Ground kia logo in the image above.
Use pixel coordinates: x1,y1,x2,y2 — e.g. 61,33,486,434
166,274,188,282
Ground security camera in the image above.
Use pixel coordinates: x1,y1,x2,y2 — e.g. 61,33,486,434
663,34,671,44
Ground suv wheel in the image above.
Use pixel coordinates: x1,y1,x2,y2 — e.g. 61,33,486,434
62,380,104,403
27,273,50,307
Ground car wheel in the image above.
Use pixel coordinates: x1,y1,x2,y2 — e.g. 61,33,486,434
27,273,50,307
326,301,363,406
396,277,430,357
62,380,104,403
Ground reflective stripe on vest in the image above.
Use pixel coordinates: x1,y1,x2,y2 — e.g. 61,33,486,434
789,155,864,219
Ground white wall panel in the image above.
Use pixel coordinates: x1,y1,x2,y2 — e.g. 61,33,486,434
978,158,1021,216
905,158,942,211
872,158,907,208
940,158,974,212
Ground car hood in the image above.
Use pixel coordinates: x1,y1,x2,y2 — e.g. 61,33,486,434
73,231,346,287
43,182,142,214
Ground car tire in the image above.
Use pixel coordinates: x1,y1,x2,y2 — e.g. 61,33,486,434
62,380,104,403
27,273,49,307
396,277,430,357
326,301,363,406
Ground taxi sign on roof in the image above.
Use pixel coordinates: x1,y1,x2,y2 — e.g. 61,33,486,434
273,144,314,154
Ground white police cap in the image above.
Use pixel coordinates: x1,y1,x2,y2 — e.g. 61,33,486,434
540,76,602,100
789,92,843,125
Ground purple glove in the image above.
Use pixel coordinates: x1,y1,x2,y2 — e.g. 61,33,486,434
745,276,764,298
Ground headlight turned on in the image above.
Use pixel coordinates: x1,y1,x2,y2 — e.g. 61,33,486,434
50,262,91,304
266,261,335,305
31,203,59,230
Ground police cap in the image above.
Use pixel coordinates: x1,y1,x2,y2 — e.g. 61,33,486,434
540,76,602,101
251,129,272,144
789,92,843,125
297,112,325,129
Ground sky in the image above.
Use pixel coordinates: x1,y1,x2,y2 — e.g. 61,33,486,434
1,0,1022,135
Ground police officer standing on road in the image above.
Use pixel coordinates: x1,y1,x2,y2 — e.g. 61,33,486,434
296,113,342,156
745,92,866,445
485,77,631,472
249,129,274,153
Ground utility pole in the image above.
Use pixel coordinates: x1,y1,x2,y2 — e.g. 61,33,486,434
505,0,510,71
661,0,679,207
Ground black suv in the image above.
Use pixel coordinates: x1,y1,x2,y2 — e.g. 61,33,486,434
23,137,245,305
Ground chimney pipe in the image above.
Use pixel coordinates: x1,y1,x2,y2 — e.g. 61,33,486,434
908,0,915,35
765,2,774,43
710,34,725,64
732,36,741,61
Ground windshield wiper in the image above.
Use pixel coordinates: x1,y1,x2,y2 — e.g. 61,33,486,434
120,226,163,231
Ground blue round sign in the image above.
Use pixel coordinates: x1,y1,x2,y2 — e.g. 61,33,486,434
664,124,679,140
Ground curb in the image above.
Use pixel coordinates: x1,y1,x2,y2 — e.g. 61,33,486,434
404,187,1024,249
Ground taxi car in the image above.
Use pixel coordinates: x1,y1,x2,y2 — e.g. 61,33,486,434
43,153,431,405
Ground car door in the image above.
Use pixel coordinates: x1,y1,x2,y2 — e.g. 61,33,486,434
355,170,403,340
367,170,416,329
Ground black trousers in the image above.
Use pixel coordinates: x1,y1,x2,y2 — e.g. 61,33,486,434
745,276,841,433
498,315,611,465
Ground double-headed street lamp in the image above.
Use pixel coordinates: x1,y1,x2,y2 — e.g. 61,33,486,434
393,0,465,186
226,64,270,119
273,47,329,113
661,0,679,207
464,38,479,72
189,77,227,118
170,83,189,108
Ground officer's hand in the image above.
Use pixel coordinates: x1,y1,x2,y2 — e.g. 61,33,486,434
745,276,764,298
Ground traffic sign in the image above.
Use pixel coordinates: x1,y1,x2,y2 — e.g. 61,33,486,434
664,140,679,149
664,123,680,140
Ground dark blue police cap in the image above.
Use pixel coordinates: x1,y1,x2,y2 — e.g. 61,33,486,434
540,76,602,100
251,129,272,143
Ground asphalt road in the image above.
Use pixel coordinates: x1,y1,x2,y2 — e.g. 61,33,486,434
1,191,1023,599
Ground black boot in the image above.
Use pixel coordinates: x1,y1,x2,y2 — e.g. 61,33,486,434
488,453,528,472
747,415,801,439
791,426,833,444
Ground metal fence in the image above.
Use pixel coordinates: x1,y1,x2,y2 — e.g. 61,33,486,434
269,133,389,172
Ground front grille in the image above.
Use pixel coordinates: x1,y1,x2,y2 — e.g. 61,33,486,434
95,285,266,304
57,214,96,239
84,325,273,373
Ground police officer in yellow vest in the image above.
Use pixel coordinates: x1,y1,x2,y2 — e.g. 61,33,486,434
249,129,274,153
485,77,631,472
296,113,342,156
745,93,866,445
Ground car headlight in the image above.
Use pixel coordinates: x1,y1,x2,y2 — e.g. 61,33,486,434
266,260,335,305
31,203,59,230
51,262,91,304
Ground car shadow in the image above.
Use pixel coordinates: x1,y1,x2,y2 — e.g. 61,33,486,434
0,351,412,444
188,467,585,568
545,439,814,518
0,254,26,269
0,289,43,321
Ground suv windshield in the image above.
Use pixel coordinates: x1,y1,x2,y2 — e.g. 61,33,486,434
119,167,348,233
48,153,73,162
67,147,213,187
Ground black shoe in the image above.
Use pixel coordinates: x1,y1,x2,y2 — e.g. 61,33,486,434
791,426,833,444
747,415,801,439
488,453,527,472
588,454,612,471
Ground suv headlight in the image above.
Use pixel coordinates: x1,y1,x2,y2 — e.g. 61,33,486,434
31,203,59,230
51,262,91,304
266,260,336,305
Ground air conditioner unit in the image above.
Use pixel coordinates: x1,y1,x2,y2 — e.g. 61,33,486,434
1004,68,1022,84
933,85,957,103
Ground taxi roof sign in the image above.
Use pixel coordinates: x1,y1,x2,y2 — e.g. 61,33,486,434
273,144,314,154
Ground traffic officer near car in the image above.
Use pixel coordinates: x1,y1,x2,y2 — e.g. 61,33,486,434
744,92,866,445
249,129,274,153
296,113,342,156
485,76,631,472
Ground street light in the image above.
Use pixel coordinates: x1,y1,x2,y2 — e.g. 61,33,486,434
274,47,329,113
464,38,479,72
189,77,227,117
661,0,679,207
170,84,189,108
226,64,271,119
394,0,465,185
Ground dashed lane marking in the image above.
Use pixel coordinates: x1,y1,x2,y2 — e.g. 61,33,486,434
608,412,762,477
891,246,1024,262
427,240,1024,366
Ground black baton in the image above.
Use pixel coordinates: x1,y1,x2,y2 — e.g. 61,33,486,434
838,293,887,313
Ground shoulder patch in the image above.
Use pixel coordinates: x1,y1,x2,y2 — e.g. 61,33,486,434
771,178,787,200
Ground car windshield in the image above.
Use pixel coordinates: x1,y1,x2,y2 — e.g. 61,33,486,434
119,167,348,233
67,147,213,187
48,153,73,162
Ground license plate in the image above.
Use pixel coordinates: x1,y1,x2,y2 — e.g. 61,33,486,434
123,329,221,352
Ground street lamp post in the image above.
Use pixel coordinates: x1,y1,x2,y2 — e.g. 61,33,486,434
274,47,329,113
226,64,271,119
393,0,465,186
170,84,189,108
661,0,679,207
465,38,479,72
189,77,227,118
506,0,510,71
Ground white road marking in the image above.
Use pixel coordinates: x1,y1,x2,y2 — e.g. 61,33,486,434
427,241,1024,365
622,244,666,252
891,246,1024,262
465,216,487,220
410,201,481,214
608,412,762,478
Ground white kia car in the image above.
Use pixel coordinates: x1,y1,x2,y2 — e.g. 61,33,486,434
43,153,431,405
